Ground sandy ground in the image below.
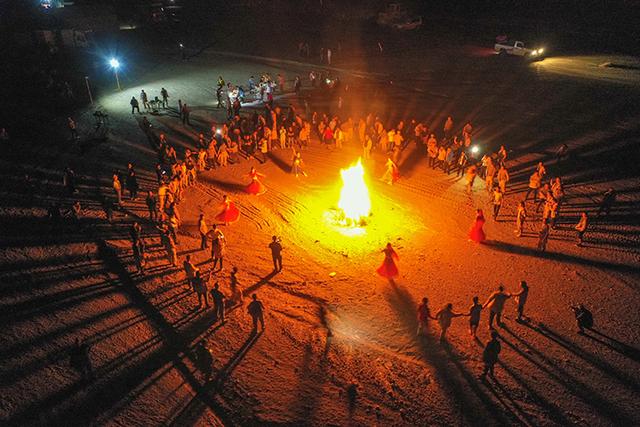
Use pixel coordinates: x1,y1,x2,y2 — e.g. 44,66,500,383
1,46,640,426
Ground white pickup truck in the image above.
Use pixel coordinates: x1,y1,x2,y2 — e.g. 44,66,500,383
494,40,545,59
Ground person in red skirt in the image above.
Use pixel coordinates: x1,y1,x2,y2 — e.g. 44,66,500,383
245,167,266,195
377,242,399,284
215,195,240,225
469,208,486,243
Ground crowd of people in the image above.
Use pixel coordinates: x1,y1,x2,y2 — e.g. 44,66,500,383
56,64,617,385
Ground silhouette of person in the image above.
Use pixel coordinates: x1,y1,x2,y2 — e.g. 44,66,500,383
247,293,265,332
513,281,529,322
70,338,93,382
195,341,213,380
483,285,511,329
210,282,226,322
269,236,283,272
468,296,483,338
417,297,434,336
435,303,464,341
481,331,501,379
571,304,594,333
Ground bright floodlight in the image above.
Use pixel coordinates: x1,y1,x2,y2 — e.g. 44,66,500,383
471,145,479,153
109,58,120,69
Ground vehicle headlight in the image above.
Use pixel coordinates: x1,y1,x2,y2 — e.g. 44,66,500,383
538,48,544,54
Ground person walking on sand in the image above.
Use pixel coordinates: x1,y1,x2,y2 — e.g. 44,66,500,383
435,303,464,342
145,191,158,222
209,224,225,270
130,96,140,114
515,201,527,237
230,266,244,306
483,285,511,329
269,236,283,272
198,213,209,250
417,297,435,336
492,187,503,220
248,293,265,333
513,281,529,322
183,255,198,291
210,282,226,322
193,270,211,309
537,222,551,252
161,87,169,108
525,170,542,202
465,163,477,193
597,188,616,217
480,330,501,380
575,212,588,246
194,341,213,380
70,338,93,382
497,165,510,194
112,174,123,206
468,296,483,338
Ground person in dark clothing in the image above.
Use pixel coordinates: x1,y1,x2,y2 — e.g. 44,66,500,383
210,282,226,322
480,331,501,379
63,167,77,195
126,163,139,200
145,191,158,222
70,338,93,381
269,236,283,272
247,293,265,332
130,97,140,114
194,341,213,380
468,296,483,338
182,103,191,125
571,304,594,333
597,188,616,217
161,87,169,108
129,222,142,248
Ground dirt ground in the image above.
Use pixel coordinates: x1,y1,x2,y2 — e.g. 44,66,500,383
1,45,639,426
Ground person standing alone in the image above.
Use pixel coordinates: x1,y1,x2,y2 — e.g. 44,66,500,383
269,236,283,272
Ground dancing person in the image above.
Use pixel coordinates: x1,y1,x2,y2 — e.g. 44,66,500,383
525,170,542,201
269,236,283,272
468,296,483,338
480,331,501,380
435,303,464,342
248,293,265,332
513,281,529,322
575,212,588,246
215,195,240,225
483,285,511,329
468,209,486,243
381,158,400,185
245,166,267,195
377,243,399,284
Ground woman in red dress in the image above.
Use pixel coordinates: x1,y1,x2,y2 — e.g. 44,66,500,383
377,242,399,283
245,166,266,195
215,195,240,225
469,208,486,243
